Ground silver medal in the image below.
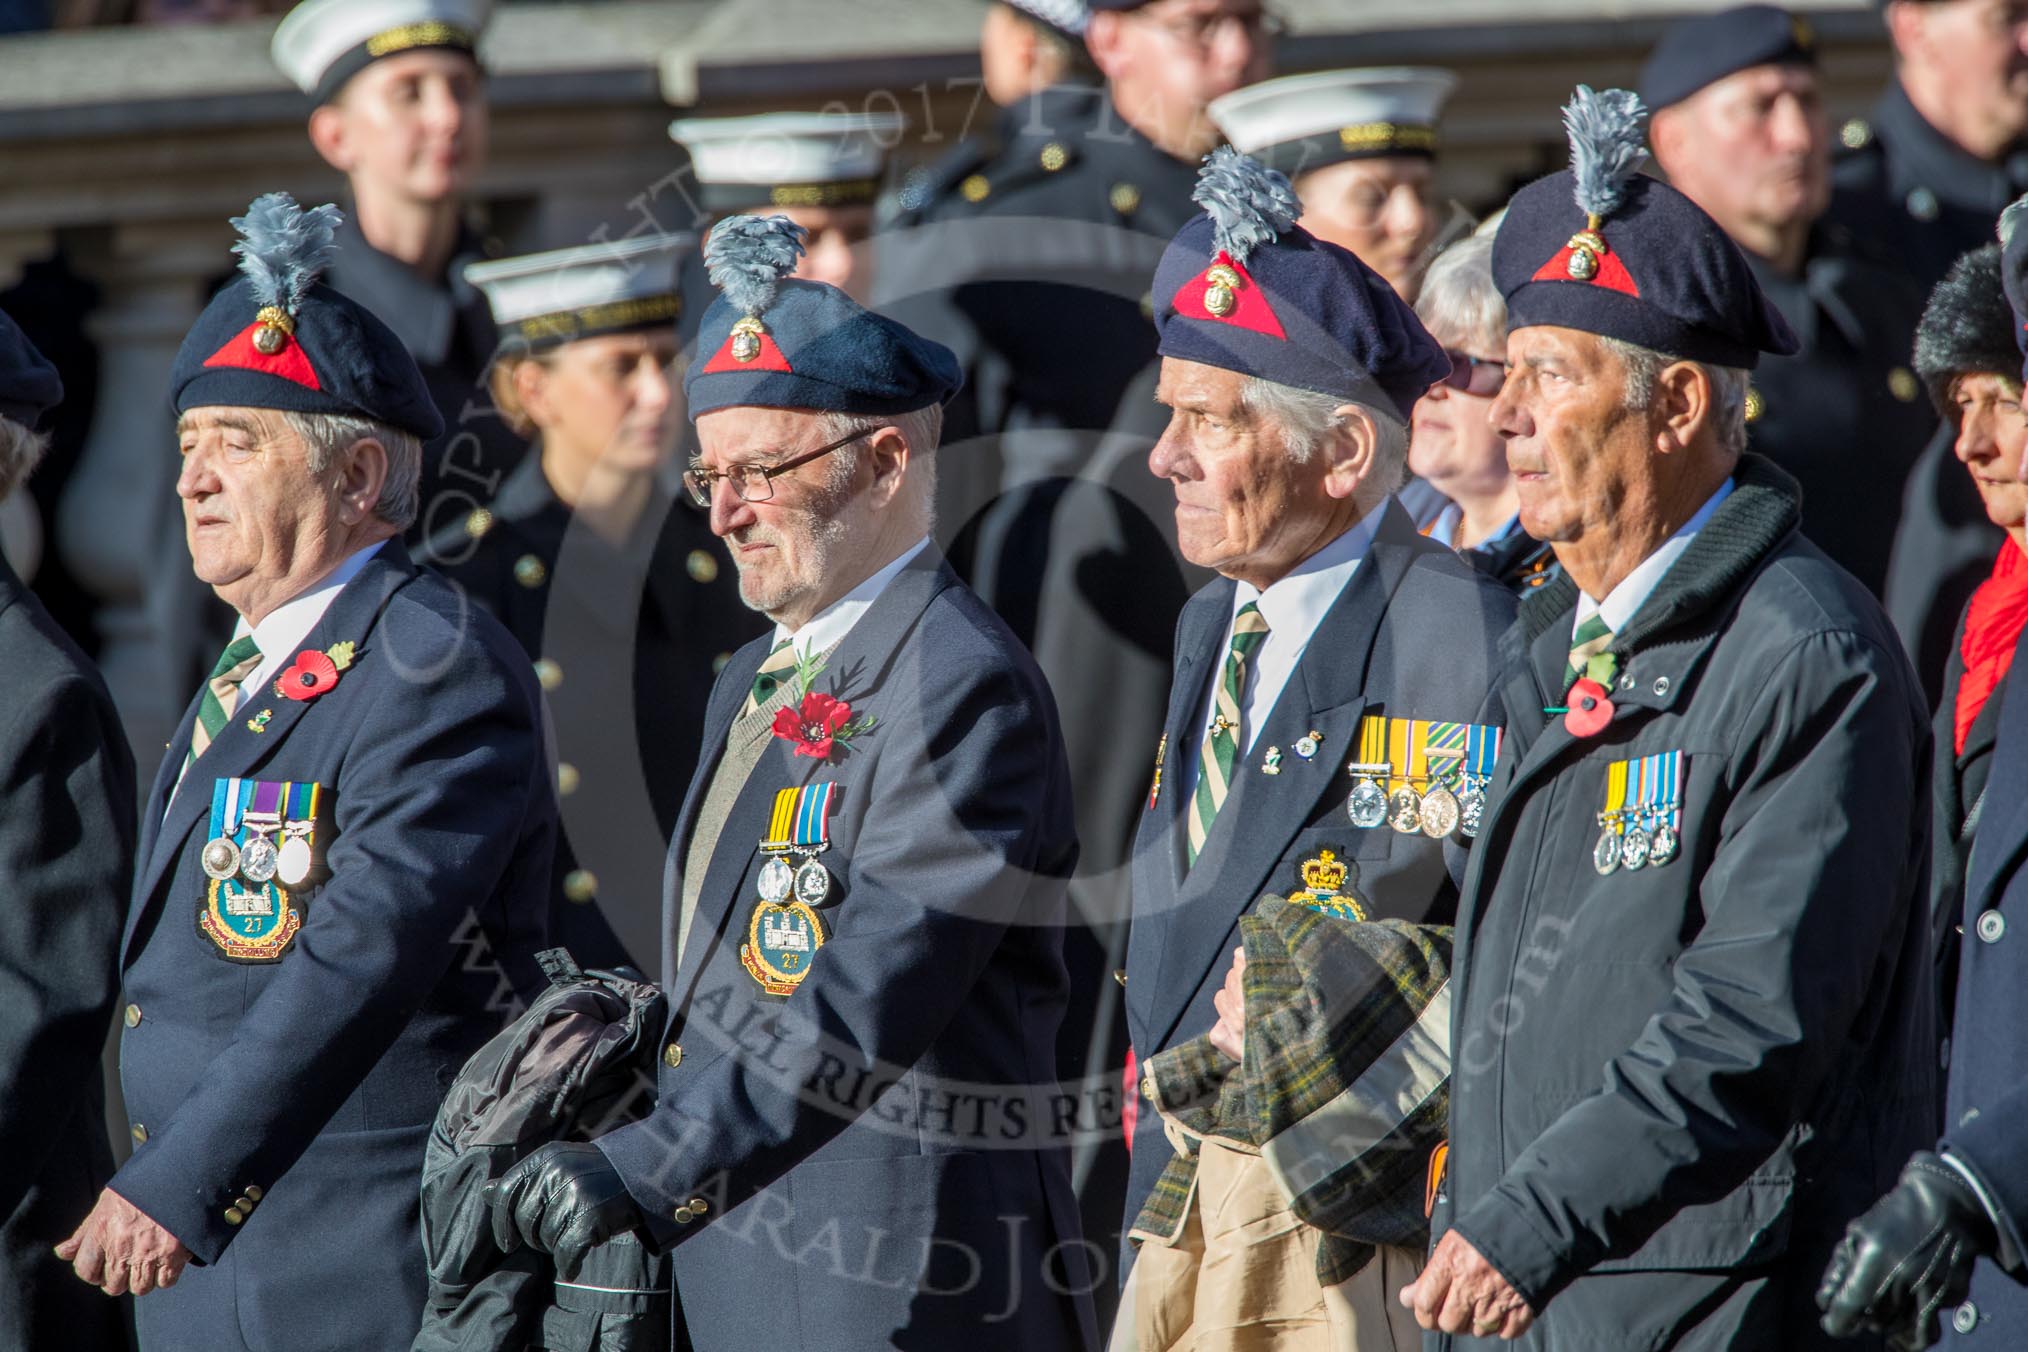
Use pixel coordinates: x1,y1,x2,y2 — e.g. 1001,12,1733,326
276,836,313,887
1346,778,1388,829
201,836,241,881
1386,787,1423,835
1592,827,1621,875
758,856,795,905
1649,822,1679,865
1621,823,1650,871
1458,785,1486,839
239,833,279,884
793,858,833,906
1418,784,1460,839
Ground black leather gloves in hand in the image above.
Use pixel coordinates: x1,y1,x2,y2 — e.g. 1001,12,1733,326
485,1141,647,1270
1818,1151,1999,1351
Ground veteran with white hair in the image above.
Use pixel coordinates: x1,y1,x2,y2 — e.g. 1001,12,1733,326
1117,150,1514,1346
55,195,554,1351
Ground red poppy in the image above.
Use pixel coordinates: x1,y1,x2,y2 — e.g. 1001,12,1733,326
773,691,854,759
1564,678,1615,738
277,649,340,702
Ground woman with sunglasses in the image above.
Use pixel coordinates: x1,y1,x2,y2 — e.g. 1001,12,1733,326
428,238,763,971
1407,233,1561,594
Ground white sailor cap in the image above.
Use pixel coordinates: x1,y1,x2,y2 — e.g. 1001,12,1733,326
1209,68,1459,177
272,0,493,104
1004,0,1089,36
668,112,907,212
464,234,698,350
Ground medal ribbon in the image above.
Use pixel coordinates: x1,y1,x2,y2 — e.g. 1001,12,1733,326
1355,715,1387,773
1466,723,1501,780
1425,721,1467,790
283,781,318,841
1603,759,1629,835
1406,720,1431,793
765,782,836,851
1657,750,1682,830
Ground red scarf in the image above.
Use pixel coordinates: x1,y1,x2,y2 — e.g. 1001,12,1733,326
1956,542,2028,755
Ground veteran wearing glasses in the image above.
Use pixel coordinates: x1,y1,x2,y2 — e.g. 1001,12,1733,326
485,217,1099,1350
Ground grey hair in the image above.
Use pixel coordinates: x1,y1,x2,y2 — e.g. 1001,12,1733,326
815,403,943,528
1414,235,1508,358
1597,336,1750,456
0,416,50,503
1239,376,1409,491
281,410,423,531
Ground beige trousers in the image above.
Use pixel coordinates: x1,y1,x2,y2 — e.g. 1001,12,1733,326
1120,1138,1427,1352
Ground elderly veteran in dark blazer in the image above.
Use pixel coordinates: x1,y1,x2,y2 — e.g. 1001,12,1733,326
1817,199,2028,1352
0,312,136,1352
1406,89,1936,1350
54,194,554,1352
1117,149,1515,1338
485,216,1098,1351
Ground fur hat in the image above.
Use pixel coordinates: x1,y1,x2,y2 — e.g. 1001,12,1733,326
1913,243,2012,418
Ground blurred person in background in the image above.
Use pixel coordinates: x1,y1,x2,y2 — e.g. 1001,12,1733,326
669,112,905,301
1210,67,1461,304
1407,232,1560,594
429,235,761,975
272,0,526,543
1644,4,1936,601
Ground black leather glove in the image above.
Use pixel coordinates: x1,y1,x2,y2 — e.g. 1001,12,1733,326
1818,1151,1999,1352
484,1141,646,1270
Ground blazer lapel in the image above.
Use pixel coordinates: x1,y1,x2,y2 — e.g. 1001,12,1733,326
667,550,958,1014
124,547,418,965
1967,631,2028,915
1144,510,1415,1050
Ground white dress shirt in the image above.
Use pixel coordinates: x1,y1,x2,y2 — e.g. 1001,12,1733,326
169,539,387,807
1573,479,1734,639
1180,512,1382,804
772,536,933,658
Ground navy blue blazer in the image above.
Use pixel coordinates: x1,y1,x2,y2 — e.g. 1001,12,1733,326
1121,502,1516,1246
1940,624,2028,1348
112,542,553,1352
0,553,136,1352
595,549,1100,1350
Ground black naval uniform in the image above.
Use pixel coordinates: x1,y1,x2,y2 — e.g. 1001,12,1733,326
1742,234,1936,598
1834,82,2028,692
323,214,528,545
428,455,762,972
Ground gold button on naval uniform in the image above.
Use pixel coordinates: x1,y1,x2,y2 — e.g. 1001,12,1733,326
689,1197,710,1216
244,1184,263,1202
663,1041,683,1069
224,1207,245,1226
1839,118,1871,150
123,1003,142,1028
686,549,719,584
674,1206,695,1224
1039,142,1068,172
960,173,991,204
131,1123,148,1144
465,508,494,540
1110,182,1142,217
534,658,562,692
514,554,548,589
564,869,598,903
557,763,580,796
1888,367,1920,404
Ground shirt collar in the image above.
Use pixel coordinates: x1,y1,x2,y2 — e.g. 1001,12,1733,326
235,540,388,689
773,537,933,657
1231,509,1381,642
1576,479,1733,635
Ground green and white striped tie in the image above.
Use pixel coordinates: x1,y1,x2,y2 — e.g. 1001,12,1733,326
1566,612,1614,693
186,633,263,770
1187,602,1269,867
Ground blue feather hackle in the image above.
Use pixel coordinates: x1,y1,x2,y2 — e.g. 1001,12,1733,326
230,192,343,316
1192,146,1301,264
2000,193,2028,247
704,215,809,316
1563,86,1649,221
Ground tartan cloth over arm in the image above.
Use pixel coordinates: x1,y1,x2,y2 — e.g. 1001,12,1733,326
1131,901,1453,1285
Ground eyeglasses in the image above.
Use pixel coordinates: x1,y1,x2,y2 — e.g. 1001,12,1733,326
682,427,868,508
1438,351,1508,398
1133,6,1286,48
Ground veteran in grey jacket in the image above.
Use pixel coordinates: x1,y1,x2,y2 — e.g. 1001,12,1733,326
1407,89,1938,1351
